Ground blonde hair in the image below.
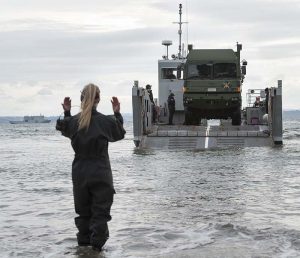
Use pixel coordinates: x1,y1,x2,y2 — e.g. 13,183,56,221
78,83,100,131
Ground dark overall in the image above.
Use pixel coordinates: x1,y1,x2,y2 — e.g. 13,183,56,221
57,109,125,249
168,94,175,125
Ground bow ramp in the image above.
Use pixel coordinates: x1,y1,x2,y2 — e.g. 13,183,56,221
140,124,271,149
132,80,283,150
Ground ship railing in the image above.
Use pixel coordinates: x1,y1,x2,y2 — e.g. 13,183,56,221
246,88,266,107
132,81,154,147
268,80,283,145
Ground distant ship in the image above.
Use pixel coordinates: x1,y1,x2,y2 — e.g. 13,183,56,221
9,115,51,124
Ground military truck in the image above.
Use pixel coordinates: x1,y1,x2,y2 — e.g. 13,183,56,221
183,43,247,125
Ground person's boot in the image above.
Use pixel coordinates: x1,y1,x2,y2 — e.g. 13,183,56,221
77,233,91,246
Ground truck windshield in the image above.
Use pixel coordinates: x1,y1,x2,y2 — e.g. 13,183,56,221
214,63,237,79
187,64,211,79
187,63,237,80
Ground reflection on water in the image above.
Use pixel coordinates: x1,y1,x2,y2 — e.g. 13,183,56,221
0,120,300,257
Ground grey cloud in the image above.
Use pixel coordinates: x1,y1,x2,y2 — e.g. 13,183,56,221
152,0,300,24
0,18,79,32
1,0,155,16
0,25,169,58
1,2,299,94
37,87,53,95
0,18,298,88
17,95,36,104
152,0,300,43
0,0,118,10
0,25,171,82
255,42,300,60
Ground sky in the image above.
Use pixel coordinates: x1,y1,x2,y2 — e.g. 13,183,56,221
0,0,299,116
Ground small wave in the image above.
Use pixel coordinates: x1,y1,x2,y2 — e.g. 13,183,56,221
25,187,66,194
13,211,34,216
283,133,300,140
37,212,55,217
55,237,77,245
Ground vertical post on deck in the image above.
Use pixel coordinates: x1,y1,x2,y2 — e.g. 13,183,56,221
271,80,283,145
132,80,142,147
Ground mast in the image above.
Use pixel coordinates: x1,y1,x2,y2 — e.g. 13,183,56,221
178,4,182,58
173,4,187,59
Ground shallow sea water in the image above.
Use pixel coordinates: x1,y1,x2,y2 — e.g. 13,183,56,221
0,117,300,258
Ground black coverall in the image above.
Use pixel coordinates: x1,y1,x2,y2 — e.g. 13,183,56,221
168,94,175,125
56,109,126,249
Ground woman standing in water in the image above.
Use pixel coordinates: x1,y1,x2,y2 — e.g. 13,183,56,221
56,83,126,251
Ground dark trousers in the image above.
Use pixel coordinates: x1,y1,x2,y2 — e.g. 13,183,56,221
72,159,114,249
168,107,175,125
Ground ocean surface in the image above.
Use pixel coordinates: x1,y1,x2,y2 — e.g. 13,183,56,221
0,113,300,258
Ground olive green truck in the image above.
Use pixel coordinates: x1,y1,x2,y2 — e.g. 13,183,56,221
183,43,247,125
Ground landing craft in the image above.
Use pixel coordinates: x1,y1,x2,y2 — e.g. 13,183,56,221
132,4,283,149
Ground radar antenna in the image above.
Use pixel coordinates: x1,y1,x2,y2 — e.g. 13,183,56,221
173,3,188,59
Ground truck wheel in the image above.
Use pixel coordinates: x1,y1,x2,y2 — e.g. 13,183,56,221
232,110,241,126
191,114,200,125
185,111,200,125
198,117,201,126
184,111,192,125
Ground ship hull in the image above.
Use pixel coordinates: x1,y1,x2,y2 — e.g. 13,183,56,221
9,120,51,124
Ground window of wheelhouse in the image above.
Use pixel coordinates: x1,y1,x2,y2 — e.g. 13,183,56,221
161,68,177,79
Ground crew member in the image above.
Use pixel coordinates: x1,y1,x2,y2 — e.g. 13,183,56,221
56,83,126,251
165,69,176,79
146,84,154,104
167,92,175,125
254,96,260,107
146,84,156,122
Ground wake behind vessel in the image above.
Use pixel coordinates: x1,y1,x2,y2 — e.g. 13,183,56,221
132,4,283,149
9,115,51,124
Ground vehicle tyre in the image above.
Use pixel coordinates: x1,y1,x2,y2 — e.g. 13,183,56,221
184,108,192,125
232,109,241,125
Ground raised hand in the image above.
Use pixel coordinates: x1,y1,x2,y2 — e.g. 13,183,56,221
111,96,120,113
62,97,71,111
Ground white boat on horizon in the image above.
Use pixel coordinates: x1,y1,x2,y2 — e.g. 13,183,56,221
9,115,51,124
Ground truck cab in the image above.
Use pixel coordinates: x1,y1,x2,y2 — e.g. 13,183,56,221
183,44,246,125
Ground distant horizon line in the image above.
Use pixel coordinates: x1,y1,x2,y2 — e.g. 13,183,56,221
0,113,134,118
0,110,300,117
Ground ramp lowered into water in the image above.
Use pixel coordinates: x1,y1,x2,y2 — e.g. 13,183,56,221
132,80,283,150
141,124,271,149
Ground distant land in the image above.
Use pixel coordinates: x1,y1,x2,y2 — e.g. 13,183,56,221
283,110,300,120
0,113,133,123
0,111,299,123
